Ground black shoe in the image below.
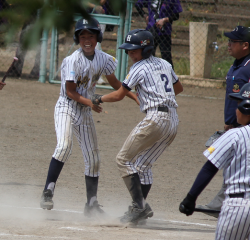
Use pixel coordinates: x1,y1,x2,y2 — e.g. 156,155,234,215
84,200,105,218
40,189,54,210
120,202,153,225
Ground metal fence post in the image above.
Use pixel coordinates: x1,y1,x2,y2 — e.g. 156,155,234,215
49,27,58,82
38,28,49,83
120,0,133,81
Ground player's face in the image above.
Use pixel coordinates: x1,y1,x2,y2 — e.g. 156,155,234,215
127,49,143,63
79,30,98,56
227,39,245,59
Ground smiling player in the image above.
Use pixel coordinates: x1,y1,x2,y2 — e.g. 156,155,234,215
40,17,138,217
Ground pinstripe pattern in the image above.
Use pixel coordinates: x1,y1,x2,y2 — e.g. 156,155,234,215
135,111,179,184
204,125,250,239
52,48,117,177
116,102,179,179
116,55,179,179
60,48,117,99
123,55,178,113
216,198,250,240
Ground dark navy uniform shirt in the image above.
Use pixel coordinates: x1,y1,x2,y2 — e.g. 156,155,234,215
225,54,250,126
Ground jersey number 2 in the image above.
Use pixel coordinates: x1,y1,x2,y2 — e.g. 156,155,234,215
161,74,171,92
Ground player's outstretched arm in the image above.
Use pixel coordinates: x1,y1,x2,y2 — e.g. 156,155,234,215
66,81,102,113
106,73,139,105
0,81,6,90
173,80,183,95
179,161,218,216
101,85,129,103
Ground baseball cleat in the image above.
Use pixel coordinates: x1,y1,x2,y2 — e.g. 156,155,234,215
84,200,106,218
196,205,220,218
120,202,153,225
40,189,54,210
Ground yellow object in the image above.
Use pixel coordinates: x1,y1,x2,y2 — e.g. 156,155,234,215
208,146,215,154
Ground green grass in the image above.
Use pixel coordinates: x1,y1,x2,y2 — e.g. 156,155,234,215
173,57,190,75
211,59,233,79
173,56,233,79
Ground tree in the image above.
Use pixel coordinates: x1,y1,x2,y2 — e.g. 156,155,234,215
0,0,126,48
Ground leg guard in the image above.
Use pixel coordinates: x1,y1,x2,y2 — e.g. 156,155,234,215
141,184,152,199
85,175,99,205
123,173,144,209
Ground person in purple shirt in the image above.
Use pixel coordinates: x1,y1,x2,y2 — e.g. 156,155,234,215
135,0,182,68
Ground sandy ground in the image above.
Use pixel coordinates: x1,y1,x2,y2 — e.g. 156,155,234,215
0,78,225,240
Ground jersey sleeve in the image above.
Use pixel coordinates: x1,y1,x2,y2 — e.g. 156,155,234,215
123,69,143,90
61,55,79,83
103,56,118,76
171,68,179,84
203,130,236,170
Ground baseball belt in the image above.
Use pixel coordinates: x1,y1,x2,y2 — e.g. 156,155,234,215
146,106,169,113
229,193,245,198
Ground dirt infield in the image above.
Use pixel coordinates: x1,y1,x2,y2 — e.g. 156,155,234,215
0,78,225,239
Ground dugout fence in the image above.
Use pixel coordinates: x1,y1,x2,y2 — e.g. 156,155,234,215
0,0,250,98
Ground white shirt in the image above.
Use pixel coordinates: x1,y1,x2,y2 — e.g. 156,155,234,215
122,55,179,113
204,125,250,196
60,48,117,100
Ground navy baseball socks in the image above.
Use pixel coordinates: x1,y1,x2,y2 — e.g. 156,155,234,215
40,157,64,210
84,176,105,217
120,173,153,224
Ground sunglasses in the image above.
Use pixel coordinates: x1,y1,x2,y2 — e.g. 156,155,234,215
228,39,244,43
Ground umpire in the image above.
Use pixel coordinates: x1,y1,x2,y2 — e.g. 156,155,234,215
197,26,250,218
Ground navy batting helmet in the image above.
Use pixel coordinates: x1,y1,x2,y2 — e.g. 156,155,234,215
119,29,154,59
73,17,103,44
229,83,250,115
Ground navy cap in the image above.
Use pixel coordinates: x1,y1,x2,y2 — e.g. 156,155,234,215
224,26,250,42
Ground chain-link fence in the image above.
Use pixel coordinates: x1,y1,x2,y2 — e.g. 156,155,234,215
1,0,250,99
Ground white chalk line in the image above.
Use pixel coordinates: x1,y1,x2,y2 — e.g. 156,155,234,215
0,233,70,239
0,204,216,227
0,204,216,237
0,204,82,214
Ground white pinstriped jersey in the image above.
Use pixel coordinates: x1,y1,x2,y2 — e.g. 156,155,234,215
122,55,179,113
203,125,250,196
60,48,117,101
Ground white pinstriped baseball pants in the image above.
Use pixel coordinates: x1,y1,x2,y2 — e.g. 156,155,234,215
216,197,250,240
52,100,100,177
116,108,178,184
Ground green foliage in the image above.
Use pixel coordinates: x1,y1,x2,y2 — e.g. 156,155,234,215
174,57,190,75
172,56,233,79
0,0,126,49
211,59,233,79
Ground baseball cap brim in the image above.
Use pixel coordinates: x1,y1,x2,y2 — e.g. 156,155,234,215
224,32,241,40
119,42,143,50
228,92,245,101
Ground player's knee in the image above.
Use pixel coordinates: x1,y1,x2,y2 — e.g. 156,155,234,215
54,141,72,161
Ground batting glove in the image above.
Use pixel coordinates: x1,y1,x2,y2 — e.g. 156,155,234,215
91,94,103,105
179,193,196,216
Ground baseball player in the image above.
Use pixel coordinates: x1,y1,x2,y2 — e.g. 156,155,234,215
91,29,183,224
179,82,250,240
40,17,138,216
197,26,250,218
0,81,6,90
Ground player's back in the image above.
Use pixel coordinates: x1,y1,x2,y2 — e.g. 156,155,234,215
126,55,179,112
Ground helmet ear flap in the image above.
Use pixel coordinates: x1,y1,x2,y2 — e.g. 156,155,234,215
238,100,250,115
141,46,154,59
73,32,79,45
97,31,103,43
